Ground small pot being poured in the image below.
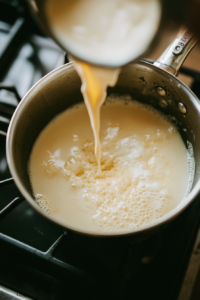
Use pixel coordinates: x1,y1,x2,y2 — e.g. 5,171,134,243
28,0,162,68
6,31,200,239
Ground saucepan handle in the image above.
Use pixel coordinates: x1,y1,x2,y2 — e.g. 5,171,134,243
153,29,198,76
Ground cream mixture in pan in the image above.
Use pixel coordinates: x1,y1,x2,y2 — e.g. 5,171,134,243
29,98,193,233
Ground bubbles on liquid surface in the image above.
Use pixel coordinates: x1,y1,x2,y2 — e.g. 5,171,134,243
35,194,52,214
42,138,170,232
29,96,195,233
34,97,194,233
185,141,195,196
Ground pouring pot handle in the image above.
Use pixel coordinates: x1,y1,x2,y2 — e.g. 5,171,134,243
153,30,198,76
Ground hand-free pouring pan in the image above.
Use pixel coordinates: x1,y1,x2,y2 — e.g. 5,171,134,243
6,31,200,239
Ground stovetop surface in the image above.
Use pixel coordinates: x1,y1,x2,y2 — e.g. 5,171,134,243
1,1,200,300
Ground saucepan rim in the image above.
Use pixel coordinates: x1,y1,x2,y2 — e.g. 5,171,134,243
6,61,200,237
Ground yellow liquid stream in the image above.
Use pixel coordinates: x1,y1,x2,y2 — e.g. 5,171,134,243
73,60,120,175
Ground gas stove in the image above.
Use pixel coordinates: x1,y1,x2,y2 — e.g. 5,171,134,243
1,1,200,300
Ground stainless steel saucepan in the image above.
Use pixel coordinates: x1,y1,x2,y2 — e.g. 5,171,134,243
6,31,200,239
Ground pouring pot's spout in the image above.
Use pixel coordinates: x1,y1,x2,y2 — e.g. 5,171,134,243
153,30,198,76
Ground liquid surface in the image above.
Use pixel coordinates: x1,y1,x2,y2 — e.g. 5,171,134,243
29,98,192,234
45,0,161,67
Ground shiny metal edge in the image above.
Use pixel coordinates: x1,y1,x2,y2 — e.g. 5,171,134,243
0,285,33,300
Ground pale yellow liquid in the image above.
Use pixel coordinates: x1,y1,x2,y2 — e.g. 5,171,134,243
29,98,192,233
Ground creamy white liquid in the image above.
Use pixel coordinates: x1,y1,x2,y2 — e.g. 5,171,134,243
45,0,161,67
29,98,193,233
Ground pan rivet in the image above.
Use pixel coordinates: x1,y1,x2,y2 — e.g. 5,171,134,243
159,99,167,107
175,46,181,51
156,87,166,96
178,102,187,113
